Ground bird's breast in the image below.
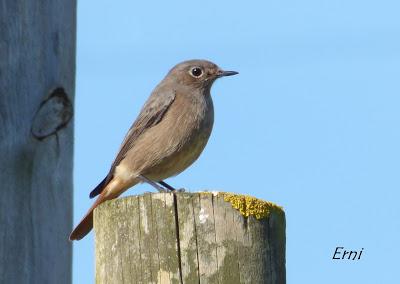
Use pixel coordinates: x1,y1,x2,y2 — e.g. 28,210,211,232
141,93,214,179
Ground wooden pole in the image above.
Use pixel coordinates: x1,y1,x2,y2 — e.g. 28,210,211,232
0,1,76,283
94,192,285,284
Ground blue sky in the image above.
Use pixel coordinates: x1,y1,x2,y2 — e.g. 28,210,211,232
73,0,400,283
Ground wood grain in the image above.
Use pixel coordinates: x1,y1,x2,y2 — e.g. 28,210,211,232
0,1,76,283
94,192,285,284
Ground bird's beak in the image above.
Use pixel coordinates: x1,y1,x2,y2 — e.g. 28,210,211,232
217,70,239,77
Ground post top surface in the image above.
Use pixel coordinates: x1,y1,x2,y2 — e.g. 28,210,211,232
95,191,284,220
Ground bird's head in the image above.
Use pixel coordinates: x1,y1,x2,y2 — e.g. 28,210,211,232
165,59,238,89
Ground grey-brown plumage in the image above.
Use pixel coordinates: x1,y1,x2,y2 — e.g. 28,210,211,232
70,59,238,240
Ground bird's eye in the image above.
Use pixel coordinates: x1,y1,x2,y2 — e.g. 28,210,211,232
190,67,203,78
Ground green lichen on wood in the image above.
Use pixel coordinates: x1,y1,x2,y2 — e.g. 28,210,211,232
222,193,283,219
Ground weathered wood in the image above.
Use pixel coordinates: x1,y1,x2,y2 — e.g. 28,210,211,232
94,192,286,284
0,1,76,283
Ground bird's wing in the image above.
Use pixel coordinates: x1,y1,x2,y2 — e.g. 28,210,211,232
107,90,176,181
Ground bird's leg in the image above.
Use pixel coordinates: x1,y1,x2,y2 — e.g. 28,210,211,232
158,180,186,192
138,175,167,192
158,180,176,191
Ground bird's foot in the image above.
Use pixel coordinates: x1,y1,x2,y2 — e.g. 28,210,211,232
158,181,186,193
139,176,186,193
138,175,168,192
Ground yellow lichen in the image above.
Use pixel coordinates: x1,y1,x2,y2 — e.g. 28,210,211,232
223,193,283,219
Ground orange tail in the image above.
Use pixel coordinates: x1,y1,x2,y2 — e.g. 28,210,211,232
69,194,108,241
70,178,136,241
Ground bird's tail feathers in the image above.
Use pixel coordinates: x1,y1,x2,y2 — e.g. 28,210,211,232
89,175,109,199
69,194,108,241
70,179,137,241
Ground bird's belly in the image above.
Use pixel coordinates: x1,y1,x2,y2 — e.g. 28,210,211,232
144,128,211,181
118,93,214,183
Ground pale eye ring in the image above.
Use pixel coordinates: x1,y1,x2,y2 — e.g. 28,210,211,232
190,67,203,78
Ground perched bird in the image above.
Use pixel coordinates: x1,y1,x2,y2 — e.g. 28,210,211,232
69,59,238,240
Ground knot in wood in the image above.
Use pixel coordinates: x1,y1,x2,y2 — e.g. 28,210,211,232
31,87,73,140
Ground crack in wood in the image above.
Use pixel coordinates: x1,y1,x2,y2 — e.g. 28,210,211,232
173,193,184,284
191,196,201,284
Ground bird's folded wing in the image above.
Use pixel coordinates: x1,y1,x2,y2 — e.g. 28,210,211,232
105,90,176,182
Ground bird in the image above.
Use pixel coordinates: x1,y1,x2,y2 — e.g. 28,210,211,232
69,59,238,240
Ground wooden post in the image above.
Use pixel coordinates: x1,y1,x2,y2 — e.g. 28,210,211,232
0,1,76,283
94,192,285,284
